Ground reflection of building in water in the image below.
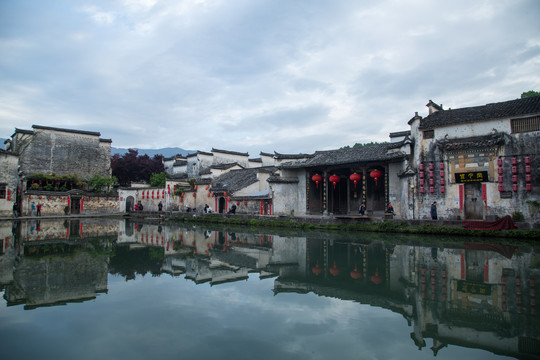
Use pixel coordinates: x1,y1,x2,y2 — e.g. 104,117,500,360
4,250,109,309
273,238,540,359
0,219,116,309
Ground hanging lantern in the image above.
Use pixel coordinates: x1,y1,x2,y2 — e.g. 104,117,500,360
350,264,362,279
498,167,503,175
329,261,340,276
207,193,211,197
167,185,170,194
311,174,323,188
371,268,383,284
429,163,434,170
349,173,361,189
440,178,445,185
419,179,424,186
312,261,323,275
329,174,340,189
370,169,382,186
498,184,504,192
224,192,227,197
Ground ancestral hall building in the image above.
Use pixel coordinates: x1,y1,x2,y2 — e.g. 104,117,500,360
274,96,540,220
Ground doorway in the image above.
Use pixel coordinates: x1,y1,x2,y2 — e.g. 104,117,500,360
464,183,483,220
70,196,81,214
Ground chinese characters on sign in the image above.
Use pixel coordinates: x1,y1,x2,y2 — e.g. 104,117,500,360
457,280,492,295
454,171,489,183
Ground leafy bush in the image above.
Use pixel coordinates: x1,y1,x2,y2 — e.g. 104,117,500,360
512,211,524,222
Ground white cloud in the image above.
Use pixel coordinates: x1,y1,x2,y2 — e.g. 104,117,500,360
1,0,539,153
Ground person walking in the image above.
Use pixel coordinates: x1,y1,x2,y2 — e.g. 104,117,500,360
431,201,438,220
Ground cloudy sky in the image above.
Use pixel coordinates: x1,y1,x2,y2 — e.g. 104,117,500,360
1,0,539,155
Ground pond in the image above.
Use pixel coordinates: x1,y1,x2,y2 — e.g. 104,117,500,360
0,218,538,360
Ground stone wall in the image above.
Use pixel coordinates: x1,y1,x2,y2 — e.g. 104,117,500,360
0,150,19,216
18,126,111,180
21,192,120,216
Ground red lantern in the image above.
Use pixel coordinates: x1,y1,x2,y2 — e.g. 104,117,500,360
224,192,227,197
498,167,503,175
349,173,361,189
512,184,518,192
312,261,322,275
511,157,517,165
419,163,424,171
440,178,445,185
441,185,445,193
350,264,362,279
329,174,340,189
329,261,340,276
311,174,322,188
419,179,424,186
498,176,504,183
167,185,170,194
370,169,382,186
498,184,504,192
497,157,503,166
526,183,532,192
429,163,434,170
439,162,445,170
207,193,211,197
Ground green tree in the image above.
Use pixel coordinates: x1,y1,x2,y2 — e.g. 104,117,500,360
150,172,169,187
521,90,540,98
88,174,118,193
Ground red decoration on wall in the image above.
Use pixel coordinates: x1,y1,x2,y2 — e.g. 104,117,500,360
329,174,340,189
420,186,425,194
497,157,503,167
511,157,517,165
429,163,434,170
370,169,382,186
526,183,532,192
498,184,504,192
311,174,323,188
512,184,518,192
440,185,445,193
512,166,517,174
349,173,361,189
525,156,531,165
498,167,503,175
439,162,445,170
419,163,424,171
167,185,170,194
459,184,464,211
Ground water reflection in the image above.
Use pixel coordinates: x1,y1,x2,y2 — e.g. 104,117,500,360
1,218,539,359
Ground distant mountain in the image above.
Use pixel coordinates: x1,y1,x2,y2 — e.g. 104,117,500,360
111,147,194,158
0,139,192,158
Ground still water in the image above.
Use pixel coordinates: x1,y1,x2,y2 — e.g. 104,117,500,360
0,218,538,360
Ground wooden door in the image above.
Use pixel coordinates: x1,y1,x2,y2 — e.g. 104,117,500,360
464,183,483,220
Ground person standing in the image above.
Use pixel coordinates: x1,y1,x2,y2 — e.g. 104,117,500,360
31,202,36,216
431,201,438,220
36,202,42,216
158,201,163,212
12,202,19,218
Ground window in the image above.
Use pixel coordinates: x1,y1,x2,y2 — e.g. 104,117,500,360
511,116,540,133
0,184,6,199
423,130,434,139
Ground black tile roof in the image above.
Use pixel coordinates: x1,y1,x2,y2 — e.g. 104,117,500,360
211,162,242,170
437,132,505,151
32,124,102,136
211,148,249,157
419,96,540,130
280,144,406,169
211,167,277,193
